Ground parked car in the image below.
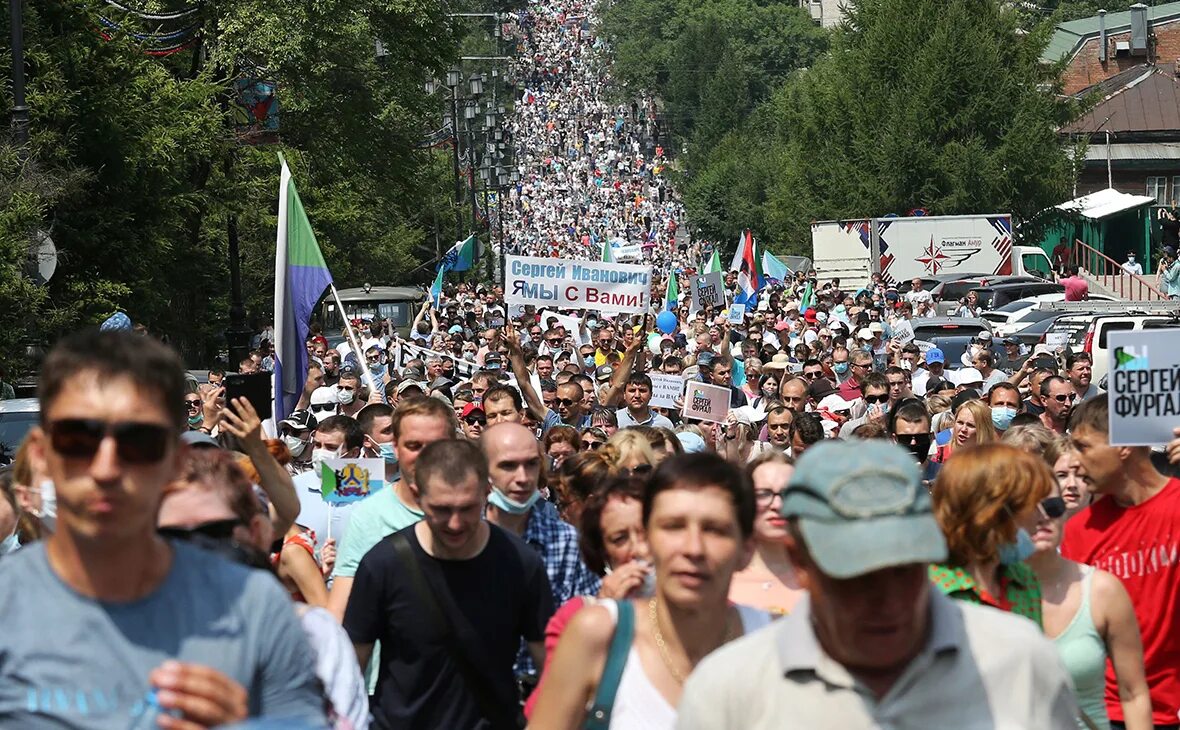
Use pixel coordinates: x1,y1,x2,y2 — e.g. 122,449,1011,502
970,281,1065,311
983,292,1117,337
0,398,39,466
1043,311,1179,385
912,317,993,343
931,276,1042,314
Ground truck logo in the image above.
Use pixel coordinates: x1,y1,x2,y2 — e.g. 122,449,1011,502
916,236,981,274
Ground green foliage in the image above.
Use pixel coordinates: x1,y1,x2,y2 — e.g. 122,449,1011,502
1,0,463,369
675,0,1081,257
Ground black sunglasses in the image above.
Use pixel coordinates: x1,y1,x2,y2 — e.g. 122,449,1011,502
311,404,336,413
184,399,202,410
465,416,487,426
623,464,653,477
158,518,244,542
47,418,173,464
581,439,603,449
863,394,889,405
1052,393,1077,403
555,398,579,407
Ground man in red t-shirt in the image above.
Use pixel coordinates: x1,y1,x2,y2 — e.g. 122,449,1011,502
1062,394,1180,729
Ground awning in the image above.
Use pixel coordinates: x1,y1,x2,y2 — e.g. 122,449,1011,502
1055,187,1157,219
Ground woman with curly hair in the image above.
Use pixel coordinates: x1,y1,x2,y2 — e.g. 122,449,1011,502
929,443,1053,626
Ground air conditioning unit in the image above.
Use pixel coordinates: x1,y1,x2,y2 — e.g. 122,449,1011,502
1115,40,1131,57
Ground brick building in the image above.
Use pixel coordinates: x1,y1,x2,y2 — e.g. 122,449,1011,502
1045,4,1180,206
1044,2,1180,95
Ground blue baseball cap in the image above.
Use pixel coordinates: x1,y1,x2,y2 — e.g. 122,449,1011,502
925,348,945,365
781,441,947,578
676,431,706,453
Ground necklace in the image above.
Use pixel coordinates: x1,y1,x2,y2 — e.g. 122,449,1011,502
648,597,734,685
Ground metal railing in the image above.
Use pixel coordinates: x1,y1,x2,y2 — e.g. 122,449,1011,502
1071,239,1166,301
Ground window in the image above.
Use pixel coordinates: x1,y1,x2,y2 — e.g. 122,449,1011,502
1146,176,1167,202
1173,177,1180,206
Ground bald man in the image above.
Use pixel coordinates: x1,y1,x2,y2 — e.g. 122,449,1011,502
480,423,599,616
779,377,810,413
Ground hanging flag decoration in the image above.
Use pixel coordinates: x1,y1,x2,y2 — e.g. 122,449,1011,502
232,77,280,145
95,0,201,56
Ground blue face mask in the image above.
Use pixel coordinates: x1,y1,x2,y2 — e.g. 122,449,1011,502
991,406,1017,431
487,487,542,515
833,362,849,375
998,528,1036,565
378,442,397,466
583,356,595,368
0,529,19,556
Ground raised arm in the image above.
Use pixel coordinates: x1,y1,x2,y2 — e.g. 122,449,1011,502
506,326,547,421
220,397,300,537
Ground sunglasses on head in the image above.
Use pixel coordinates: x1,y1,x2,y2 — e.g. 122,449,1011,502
47,418,173,464
1038,496,1067,520
158,518,244,542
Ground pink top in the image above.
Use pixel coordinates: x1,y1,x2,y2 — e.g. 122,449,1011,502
1063,276,1089,301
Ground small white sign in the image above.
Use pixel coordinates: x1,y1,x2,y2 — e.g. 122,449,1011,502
649,374,684,409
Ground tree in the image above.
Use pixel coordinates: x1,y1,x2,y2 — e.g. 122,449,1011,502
764,0,1080,252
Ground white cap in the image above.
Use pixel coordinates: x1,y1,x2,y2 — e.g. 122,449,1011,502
869,321,884,333
362,337,384,353
977,331,993,341
310,386,338,406
954,367,984,386
818,394,854,412
856,327,874,341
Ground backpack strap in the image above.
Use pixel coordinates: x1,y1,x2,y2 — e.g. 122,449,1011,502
583,599,635,730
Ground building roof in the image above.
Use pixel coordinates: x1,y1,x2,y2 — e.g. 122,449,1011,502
1056,187,1157,218
1042,2,1180,64
1061,66,1180,133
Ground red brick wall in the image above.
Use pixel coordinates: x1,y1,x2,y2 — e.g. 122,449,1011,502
1062,19,1180,95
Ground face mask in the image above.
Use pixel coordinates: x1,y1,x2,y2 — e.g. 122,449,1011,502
998,528,1036,565
283,435,309,458
487,487,542,515
991,406,1017,431
311,447,340,472
586,319,598,329
0,527,20,556
867,402,887,419
187,413,203,427
337,388,356,405
583,356,595,368
37,480,56,532
833,362,849,375
378,442,397,467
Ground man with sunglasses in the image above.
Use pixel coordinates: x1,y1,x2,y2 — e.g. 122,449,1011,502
460,403,487,440
839,373,890,438
889,398,940,484
801,359,825,383
0,329,324,726
1039,376,1076,435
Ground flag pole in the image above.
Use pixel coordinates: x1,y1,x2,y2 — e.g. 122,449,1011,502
330,284,380,395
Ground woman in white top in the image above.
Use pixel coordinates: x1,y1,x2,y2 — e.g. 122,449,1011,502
1028,480,1151,730
528,452,770,730
728,451,805,616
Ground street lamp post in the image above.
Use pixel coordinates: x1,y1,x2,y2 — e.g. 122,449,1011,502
444,69,464,243
9,0,30,159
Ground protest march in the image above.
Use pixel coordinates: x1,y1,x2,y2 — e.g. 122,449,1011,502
4,0,1180,728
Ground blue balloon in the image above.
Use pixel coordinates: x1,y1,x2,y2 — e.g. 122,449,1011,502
656,310,678,334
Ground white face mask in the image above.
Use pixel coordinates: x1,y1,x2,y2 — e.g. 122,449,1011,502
310,447,341,472
337,388,356,405
36,479,56,533
282,435,309,458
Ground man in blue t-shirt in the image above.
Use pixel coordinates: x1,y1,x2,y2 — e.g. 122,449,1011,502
0,329,324,729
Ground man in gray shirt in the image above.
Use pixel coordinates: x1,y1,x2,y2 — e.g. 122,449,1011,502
0,329,324,729
677,440,1079,729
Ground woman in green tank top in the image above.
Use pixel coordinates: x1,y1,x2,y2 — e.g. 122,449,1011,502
1028,479,1152,730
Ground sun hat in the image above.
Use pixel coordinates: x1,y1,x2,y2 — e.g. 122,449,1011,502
781,440,948,578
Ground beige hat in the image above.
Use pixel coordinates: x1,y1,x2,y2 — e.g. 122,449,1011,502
763,353,792,372
856,327,874,341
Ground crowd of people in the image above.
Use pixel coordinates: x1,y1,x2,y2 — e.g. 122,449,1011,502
501,0,684,260
2,1,1180,729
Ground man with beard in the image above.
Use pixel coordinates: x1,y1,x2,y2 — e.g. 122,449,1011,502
1066,352,1102,401
1039,376,1076,435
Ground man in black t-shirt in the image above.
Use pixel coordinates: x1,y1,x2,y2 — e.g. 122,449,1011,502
344,439,553,730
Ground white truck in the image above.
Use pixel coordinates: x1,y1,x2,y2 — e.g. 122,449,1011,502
811,214,1054,288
